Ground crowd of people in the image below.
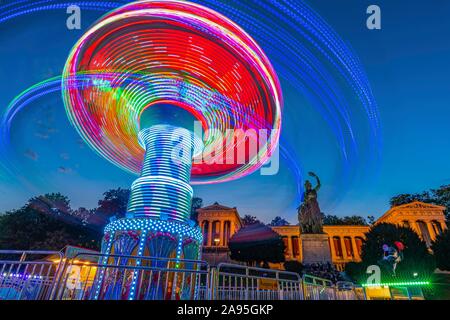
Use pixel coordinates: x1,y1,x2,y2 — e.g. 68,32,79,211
301,262,345,283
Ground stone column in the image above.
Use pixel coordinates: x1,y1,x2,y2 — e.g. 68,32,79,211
441,221,447,233
220,220,225,246
409,220,417,233
213,220,223,247
414,221,431,246
287,236,293,259
225,220,231,246
199,220,204,245
426,222,436,241
207,221,212,247
328,236,336,262
218,221,222,245
340,237,348,260
351,237,360,260
222,220,226,246
415,221,424,237
230,222,235,238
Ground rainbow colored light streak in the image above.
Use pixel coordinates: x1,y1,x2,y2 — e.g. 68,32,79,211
0,0,382,203
62,0,283,184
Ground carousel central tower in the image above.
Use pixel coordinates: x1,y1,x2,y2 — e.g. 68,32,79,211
103,124,204,258
62,0,282,300
128,125,203,223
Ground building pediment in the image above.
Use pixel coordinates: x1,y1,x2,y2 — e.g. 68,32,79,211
197,202,242,228
377,201,446,223
198,202,236,212
394,201,445,210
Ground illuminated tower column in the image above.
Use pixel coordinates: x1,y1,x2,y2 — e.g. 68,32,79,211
95,125,204,300
102,124,204,257
127,125,203,223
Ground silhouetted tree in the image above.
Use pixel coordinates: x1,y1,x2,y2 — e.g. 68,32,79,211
241,215,261,226
0,197,100,251
342,216,367,225
432,229,450,271
390,193,430,207
390,185,450,221
268,216,290,226
430,185,450,221
190,197,203,225
28,193,72,216
323,215,342,225
72,207,94,226
323,215,367,226
89,188,130,228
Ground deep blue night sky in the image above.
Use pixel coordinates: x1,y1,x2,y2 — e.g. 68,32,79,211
1,0,450,224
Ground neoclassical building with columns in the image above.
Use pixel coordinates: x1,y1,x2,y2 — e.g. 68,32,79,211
197,201,447,269
197,202,243,265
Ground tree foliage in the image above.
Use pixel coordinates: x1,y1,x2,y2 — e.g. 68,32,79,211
431,229,450,271
190,197,203,225
72,207,93,226
268,216,290,226
28,193,72,216
241,215,261,226
367,215,376,225
323,215,368,226
94,188,130,222
0,194,100,251
390,192,431,207
390,184,450,221
322,215,342,225
0,189,208,252
345,223,435,283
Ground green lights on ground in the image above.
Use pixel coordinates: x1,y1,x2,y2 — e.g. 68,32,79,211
362,281,430,287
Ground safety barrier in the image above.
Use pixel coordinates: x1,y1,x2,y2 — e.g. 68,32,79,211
0,250,64,300
213,263,303,300
0,250,365,300
52,252,210,300
302,274,336,300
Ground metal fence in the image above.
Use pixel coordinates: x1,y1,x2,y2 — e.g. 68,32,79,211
302,274,336,300
213,263,303,300
0,250,64,300
52,252,210,300
0,250,365,301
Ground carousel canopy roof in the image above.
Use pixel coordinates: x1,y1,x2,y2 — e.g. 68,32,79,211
229,223,281,245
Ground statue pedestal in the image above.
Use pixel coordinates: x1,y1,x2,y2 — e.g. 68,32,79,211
301,234,332,264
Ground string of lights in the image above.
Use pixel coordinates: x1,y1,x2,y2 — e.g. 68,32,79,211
362,281,430,288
